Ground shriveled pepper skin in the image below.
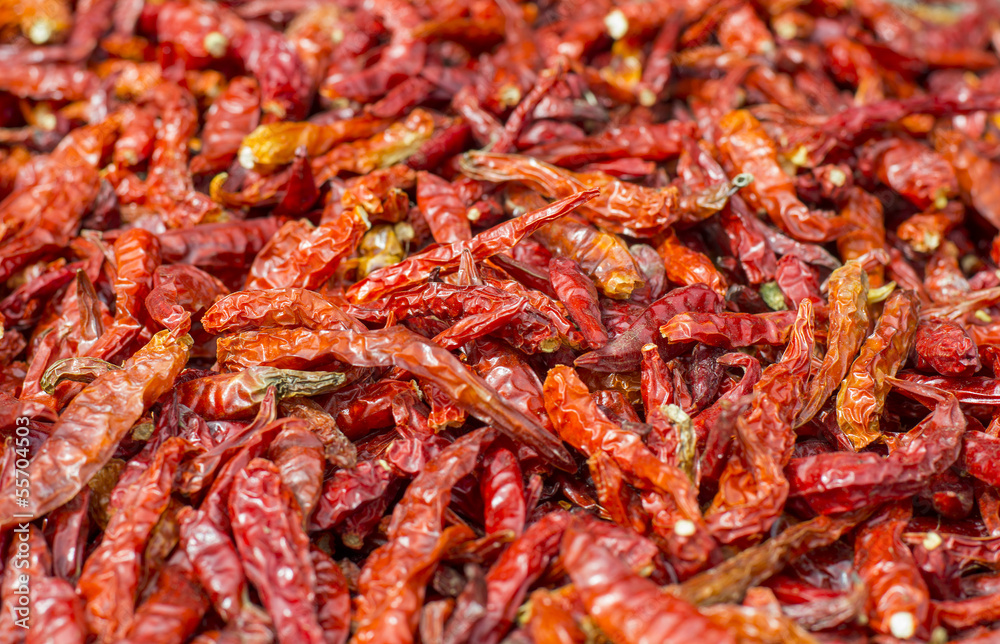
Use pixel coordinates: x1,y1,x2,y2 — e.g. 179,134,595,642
836,289,920,450
0,331,190,529
562,520,736,644
706,300,814,543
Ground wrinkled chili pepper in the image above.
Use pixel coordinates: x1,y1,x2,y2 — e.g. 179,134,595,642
788,378,965,514
705,300,814,543
795,261,870,428
230,458,325,644
0,331,189,529
836,289,920,450
563,518,736,644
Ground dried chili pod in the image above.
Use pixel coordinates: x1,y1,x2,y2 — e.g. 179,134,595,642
352,428,494,643
175,367,346,420
0,331,191,529
796,261,870,428
217,326,575,471
562,519,736,644
705,300,814,542
229,458,325,644
789,378,965,514
836,289,920,450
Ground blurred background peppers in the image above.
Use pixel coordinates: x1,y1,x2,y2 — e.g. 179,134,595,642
2,0,1000,642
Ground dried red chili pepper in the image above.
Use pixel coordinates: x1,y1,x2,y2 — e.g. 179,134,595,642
353,428,492,643
246,205,369,291
78,437,191,641
788,378,965,514
217,325,574,470
527,207,645,299
717,110,849,242
174,367,345,420
351,282,563,354
119,551,210,644
562,518,736,644
480,444,526,538
836,289,920,450
661,309,797,349
705,300,814,542
462,150,746,237
311,545,351,644
548,257,608,349
795,261,870,427
0,331,189,529
854,501,930,640
230,458,325,643
190,76,260,175
543,364,715,574
914,318,981,377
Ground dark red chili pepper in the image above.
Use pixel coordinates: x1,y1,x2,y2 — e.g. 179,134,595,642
229,458,325,643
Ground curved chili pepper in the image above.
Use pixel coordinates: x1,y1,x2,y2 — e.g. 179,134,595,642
311,546,351,644
678,511,867,606
246,205,369,291
529,209,645,300
144,264,229,337
446,510,570,644
351,282,562,354
788,379,965,514
543,364,715,573
0,331,190,530
238,116,392,168
352,427,493,644
717,110,849,242
796,261,870,428
217,325,574,471
177,506,245,623
190,76,261,174
480,445,526,538
78,436,192,642
203,287,364,334
86,228,161,362
461,150,745,237
705,299,814,542
562,519,736,644
311,109,436,184
416,171,473,244
229,458,325,644
656,229,728,296
836,289,920,450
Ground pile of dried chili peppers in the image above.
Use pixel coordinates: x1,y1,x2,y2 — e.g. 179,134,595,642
4,0,1000,642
